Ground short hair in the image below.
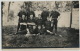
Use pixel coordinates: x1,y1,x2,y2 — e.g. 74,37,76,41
43,7,47,9
37,6,40,8
21,6,24,9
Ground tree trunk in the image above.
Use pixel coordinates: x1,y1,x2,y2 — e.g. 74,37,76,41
70,2,73,28
8,2,11,22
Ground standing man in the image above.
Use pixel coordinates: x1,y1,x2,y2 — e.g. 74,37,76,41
41,7,49,25
27,7,35,20
50,7,60,35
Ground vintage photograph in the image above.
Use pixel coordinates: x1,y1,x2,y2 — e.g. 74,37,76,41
1,1,79,48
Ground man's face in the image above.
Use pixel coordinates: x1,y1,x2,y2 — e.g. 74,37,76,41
42,25,45,29
37,7,40,11
33,26,36,29
30,15,33,19
21,7,24,11
38,14,41,18
43,8,47,11
38,26,41,29
47,17,50,21
22,15,25,19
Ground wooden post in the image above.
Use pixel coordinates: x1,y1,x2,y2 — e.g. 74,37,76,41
1,2,4,18
70,2,73,28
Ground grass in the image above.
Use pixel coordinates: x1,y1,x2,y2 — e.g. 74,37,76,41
2,25,79,48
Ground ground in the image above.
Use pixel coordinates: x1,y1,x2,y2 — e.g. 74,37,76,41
2,25,79,48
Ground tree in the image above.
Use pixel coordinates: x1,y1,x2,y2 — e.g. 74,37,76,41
73,1,79,8
24,1,32,10
1,2,4,17
8,2,11,22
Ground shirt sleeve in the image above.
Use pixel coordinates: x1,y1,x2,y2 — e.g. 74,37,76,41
50,11,52,17
33,11,35,17
57,11,60,16
41,12,43,18
18,12,20,17
47,11,49,17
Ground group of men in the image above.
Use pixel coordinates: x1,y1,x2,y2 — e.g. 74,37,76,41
16,6,60,35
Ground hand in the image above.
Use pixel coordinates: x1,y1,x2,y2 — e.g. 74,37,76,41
57,17,61,20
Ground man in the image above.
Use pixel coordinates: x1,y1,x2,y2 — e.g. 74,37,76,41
44,17,53,34
35,14,43,29
27,14,36,34
16,14,27,34
26,7,35,20
41,7,49,25
17,6,27,33
50,7,60,35
34,7,42,20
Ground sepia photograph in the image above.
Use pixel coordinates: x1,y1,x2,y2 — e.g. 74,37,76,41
1,1,79,48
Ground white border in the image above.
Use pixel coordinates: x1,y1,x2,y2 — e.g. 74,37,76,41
0,0,2,51
0,0,79,51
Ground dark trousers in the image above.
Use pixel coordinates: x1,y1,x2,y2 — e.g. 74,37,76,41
17,17,27,32
42,18,47,25
52,19,58,33
16,30,27,34
17,17,21,32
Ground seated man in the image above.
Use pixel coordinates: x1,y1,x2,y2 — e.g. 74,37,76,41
37,25,45,35
27,14,36,34
32,25,38,34
35,14,43,29
16,14,28,34
44,17,53,34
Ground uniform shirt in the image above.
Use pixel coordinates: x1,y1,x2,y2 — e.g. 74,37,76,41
38,29,42,34
18,11,27,18
27,11,35,19
28,18,36,23
20,19,27,31
50,11,60,18
32,28,38,34
27,18,36,34
37,28,46,34
36,18,43,25
20,18,27,23
27,19,35,29
20,25,26,31
41,11,49,20
45,20,51,30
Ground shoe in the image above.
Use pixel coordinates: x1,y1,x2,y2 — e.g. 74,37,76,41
55,33,57,35
59,35,62,37
14,33,17,35
37,33,40,35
